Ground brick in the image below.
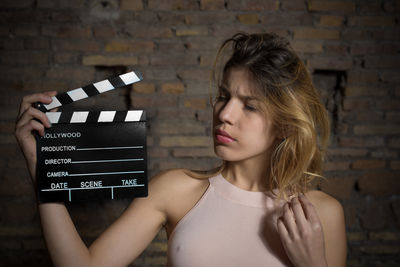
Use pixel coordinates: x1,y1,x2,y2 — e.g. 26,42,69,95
150,53,197,66
384,1,400,13
0,0,34,8
93,26,116,38
354,125,400,135
142,67,177,80
339,136,384,148
199,53,216,67
177,68,210,81
226,0,279,11
52,40,99,52
160,136,210,147
307,57,352,71
360,201,387,229
327,148,368,157
184,97,207,109
343,98,375,110
131,95,178,108
175,26,208,36
105,40,154,53
153,120,204,134
358,171,400,196
14,25,39,37
371,149,397,159
148,148,169,158
200,0,224,10
349,16,396,27
387,112,400,122
261,13,313,26
342,28,370,41
359,246,400,255
323,161,350,171
82,55,138,66
237,14,259,24
161,83,185,94
185,13,235,25
351,160,386,170
345,86,387,97
371,29,400,40
24,38,50,50
376,99,400,111
347,232,367,242
120,0,143,10
0,66,45,82
325,43,348,56
281,0,306,11
319,15,344,27
132,83,156,94
42,25,91,38
364,55,400,69
351,43,398,56
293,28,340,40
320,177,354,199
53,52,79,64
381,71,400,83
0,38,24,50
45,67,95,84
0,51,48,65
307,0,355,13
369,232,400,241
356,111,384,122
347,70,379,85
173,148,215,157
148,0,198,10
124,24,173,39
389,137,400,148
38,0,84,8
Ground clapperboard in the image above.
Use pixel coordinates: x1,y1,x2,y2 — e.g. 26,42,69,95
35,71,148,202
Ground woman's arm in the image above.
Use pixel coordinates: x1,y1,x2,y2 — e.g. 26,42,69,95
15,92,167,266
277,192,346,267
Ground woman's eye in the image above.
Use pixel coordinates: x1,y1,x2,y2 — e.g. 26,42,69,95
216,95,227,102
245,104,257,111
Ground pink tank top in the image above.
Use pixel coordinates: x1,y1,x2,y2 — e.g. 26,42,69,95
167,174,292,267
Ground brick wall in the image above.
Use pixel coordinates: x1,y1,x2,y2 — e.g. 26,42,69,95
0,0,399,266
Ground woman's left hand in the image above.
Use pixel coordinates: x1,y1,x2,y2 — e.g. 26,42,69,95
277,194,327,267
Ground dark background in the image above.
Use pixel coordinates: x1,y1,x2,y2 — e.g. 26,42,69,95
0,0,399,266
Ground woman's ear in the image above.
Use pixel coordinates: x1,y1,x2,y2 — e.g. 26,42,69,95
278,125,292,140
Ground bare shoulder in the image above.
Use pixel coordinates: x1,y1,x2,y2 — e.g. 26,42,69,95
149,168,209,197
304,190,344,221
148,168,211,233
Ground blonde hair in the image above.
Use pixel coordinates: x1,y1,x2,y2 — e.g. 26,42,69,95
209,32,330,199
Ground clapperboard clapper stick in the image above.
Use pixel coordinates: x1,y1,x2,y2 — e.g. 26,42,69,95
34,71,148,202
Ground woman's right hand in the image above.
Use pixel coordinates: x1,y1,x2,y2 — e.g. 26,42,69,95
15,91,57,183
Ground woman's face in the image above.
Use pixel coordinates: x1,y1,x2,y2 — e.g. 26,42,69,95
213,67,279,163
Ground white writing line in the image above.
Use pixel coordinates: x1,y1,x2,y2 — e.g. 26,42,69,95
68,170,144,176
77,146,143,151
71,158,144,164
41,184,145,192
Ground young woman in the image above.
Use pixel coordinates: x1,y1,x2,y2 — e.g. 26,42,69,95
15,32,346,267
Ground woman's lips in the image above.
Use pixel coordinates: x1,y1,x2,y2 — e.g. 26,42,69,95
215,129,235,143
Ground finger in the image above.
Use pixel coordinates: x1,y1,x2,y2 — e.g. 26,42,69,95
277,217,289,242
299,194,320,224
18,91,56,118
16,107,51,129
17,119,46,138
290,196,308,231
282,202,298,239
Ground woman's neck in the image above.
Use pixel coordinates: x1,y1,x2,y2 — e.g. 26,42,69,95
222,155,271,192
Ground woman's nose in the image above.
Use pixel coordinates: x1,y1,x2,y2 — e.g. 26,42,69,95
218,99,238,125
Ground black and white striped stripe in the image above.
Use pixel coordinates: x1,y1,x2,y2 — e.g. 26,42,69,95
35,71,142,112
46,110,145,124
